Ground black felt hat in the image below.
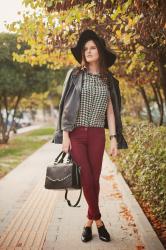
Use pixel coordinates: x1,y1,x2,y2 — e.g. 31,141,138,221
71,29,116,67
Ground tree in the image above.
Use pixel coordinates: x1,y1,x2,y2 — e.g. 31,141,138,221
7,0,166,124
19,67,70,121
0,33,56,143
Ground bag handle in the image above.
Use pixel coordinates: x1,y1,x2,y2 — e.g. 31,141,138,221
54,151,65,163
54,151,72,164
65,188,82,207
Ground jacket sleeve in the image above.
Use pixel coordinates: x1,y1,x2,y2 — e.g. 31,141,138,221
109,76,122,133
109,75,128,149
113,77,121,112
51,68,74,143
61,69,82,132
59,68,74,108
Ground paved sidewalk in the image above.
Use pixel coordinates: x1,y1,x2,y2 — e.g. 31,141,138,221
0,141,164,250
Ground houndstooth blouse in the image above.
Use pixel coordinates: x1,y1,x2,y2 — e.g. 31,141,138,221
74,70,110,128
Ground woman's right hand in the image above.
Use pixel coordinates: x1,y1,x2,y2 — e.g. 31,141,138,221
62,131,72,153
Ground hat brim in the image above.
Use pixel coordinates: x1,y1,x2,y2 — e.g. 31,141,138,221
71,29,116,67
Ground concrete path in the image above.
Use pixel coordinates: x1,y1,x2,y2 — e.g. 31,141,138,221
0,141,164,250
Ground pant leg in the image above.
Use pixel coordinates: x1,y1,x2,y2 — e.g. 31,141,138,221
69,127,101,220
87,127,105,219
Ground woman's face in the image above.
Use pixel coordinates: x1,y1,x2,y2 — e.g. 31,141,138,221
84,40,99,64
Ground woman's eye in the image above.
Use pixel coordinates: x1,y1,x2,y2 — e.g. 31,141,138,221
85,47,96,51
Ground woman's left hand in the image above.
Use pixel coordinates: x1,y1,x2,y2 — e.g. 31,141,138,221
108,138,118,157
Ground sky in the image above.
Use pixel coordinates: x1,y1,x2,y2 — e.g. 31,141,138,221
0,0,27,32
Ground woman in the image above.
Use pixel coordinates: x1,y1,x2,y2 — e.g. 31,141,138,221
53,29,128,243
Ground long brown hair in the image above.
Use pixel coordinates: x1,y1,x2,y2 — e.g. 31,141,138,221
79,38,110,84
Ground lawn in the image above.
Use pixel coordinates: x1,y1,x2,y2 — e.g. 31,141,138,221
0,127,55,178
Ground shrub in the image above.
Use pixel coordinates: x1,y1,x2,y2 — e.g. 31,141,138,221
106,116,166,222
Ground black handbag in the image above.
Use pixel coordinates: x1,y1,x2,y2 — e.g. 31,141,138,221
45,151,82,207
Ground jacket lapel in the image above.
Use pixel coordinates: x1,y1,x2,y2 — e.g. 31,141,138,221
71,69,84,92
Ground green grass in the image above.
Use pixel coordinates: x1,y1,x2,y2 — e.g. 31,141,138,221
0,127,55,178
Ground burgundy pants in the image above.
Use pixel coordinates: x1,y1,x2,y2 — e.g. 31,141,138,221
69,126,105,220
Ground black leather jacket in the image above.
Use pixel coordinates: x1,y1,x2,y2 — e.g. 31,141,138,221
52,67,128,149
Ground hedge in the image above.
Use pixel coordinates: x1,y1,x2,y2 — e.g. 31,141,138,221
107,116,166,223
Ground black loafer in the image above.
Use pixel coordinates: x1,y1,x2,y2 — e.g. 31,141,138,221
97,221,111,242
81,226,92,242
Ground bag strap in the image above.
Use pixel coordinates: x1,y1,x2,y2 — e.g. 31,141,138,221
57,150,82,207
65,188,82,207
54,151,72,164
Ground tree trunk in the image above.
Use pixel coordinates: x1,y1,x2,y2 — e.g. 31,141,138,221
150,82,164,125
158,53,166,103
0,94,22,144
156,83,165,126
0,107,9,144
138,86,153,123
